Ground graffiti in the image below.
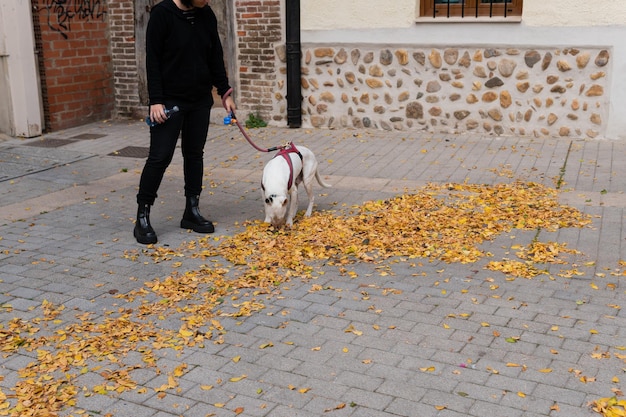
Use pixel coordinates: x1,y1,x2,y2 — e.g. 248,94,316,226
44,0,107,39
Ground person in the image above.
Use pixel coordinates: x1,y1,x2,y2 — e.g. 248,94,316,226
134,0,236,245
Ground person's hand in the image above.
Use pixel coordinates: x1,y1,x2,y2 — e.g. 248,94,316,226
149,104,166,124
222,96,236,114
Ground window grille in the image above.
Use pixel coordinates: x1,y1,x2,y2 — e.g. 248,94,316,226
422,0,523,19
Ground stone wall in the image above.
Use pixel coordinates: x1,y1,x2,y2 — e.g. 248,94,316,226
274,45,610,139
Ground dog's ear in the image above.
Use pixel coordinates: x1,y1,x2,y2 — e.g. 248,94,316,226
281,198,288,207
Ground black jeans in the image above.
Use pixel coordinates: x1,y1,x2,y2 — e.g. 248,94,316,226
137,103,211,205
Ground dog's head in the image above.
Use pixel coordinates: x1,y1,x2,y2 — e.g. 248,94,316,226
264,193,289,228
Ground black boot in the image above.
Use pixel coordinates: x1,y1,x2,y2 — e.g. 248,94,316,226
134,203,157,244
180,195,214,233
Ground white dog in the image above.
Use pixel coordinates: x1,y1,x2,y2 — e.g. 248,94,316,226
261,143,332,228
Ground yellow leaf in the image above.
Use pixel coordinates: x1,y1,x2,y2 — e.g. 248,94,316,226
345,325,363,336
443,323,450,329
201,385,213,391
419,366,436,372
342,347,349,353
590,329,598,334
518,392,526,398
232,356,241,363
590,283,599,289
230,375,247,382
214,403,225,408
234,407,244,414
299,388,310,394
179,329,194,338
539,368,553,373
480,322,490,327
435,405,447,410
173,364,187,377
506,363,521,367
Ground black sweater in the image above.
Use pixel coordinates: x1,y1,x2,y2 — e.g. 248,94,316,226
146,0,231,106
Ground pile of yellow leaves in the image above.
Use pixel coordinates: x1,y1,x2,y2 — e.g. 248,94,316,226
211,181,591,279
0,181,598,416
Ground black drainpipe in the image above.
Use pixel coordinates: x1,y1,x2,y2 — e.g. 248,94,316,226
285,0,302,128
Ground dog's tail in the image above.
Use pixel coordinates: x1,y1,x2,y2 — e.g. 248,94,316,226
315,170,332,188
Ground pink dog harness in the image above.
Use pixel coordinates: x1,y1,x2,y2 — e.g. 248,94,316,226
262,142,303,191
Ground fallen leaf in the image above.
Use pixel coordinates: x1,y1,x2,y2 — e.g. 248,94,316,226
324,403,346,412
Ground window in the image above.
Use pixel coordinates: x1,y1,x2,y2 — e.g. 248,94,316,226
421,0,523,19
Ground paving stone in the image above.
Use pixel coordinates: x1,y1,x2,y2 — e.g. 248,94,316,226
0,121,624,417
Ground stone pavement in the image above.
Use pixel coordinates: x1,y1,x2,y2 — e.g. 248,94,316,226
0,119,625,417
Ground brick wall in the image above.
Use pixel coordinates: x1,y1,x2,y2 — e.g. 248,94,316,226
108,0,140,119
33,1,284,131
33,0,114,131
109,0,284,123
234,0,282,118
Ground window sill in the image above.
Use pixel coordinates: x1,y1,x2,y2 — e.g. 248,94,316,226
415,16,522,23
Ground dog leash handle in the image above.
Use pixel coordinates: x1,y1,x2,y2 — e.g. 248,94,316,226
222,88,286,153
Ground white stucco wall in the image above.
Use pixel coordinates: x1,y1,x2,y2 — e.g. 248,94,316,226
301,0,626,29
523,0,626,26
301,0,415,30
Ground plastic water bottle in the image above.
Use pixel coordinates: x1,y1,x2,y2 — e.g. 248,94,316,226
145,106,179,127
